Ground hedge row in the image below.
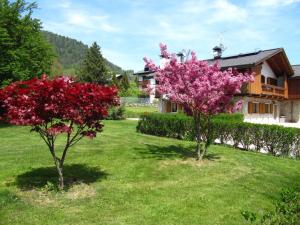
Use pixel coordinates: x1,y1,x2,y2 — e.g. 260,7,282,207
137,113,300,157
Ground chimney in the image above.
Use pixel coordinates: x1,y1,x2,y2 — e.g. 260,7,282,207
213,45,222,59
177,52,184,63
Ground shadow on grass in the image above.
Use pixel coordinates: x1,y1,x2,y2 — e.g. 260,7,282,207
15,164,108,190
136,144,220,161
0,122,11,128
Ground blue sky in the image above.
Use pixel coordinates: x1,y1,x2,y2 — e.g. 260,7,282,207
31,0,300,71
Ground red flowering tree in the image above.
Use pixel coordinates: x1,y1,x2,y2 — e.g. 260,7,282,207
0,76,118,189
144,44,254,160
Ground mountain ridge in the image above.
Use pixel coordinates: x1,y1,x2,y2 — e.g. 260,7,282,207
42,31,123,74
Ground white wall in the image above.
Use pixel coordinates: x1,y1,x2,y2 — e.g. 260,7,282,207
242,97,281,124
281,100,300,123
261,62,276,79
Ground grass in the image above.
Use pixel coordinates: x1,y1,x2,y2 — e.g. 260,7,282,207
0,120,300,225
125,106,157,118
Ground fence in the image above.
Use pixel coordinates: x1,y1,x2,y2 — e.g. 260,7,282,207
121,97,157,106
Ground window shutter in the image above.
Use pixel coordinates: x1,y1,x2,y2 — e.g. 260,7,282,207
166,101,171,113
248,102,253,114
259,103,264,114
270,104,273,114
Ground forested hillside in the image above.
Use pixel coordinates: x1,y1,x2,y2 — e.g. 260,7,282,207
42,31,123,74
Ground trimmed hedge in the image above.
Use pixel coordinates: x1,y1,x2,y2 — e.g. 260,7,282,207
137,113,300,157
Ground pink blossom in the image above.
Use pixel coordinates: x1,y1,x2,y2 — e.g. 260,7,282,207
144,44,254,116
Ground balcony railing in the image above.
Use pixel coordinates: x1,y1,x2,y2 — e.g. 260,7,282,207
261,84,285,97
289,94,300,99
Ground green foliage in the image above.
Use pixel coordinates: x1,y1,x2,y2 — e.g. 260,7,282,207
42,31,123,74
107,105,126,120
119,81,141,97
242,188,300,225
77,42,110,84
111,74,120,87
137,113,300,157
137,113,194,139
0,0,55,86
49,58,63,77
120,72,130,91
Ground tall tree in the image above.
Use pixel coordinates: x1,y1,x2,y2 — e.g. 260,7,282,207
77,42,110,84
0,0,54,86
111,74,120,87
144,43,253,160
120,72,130,91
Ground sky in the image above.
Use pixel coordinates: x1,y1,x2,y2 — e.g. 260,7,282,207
31,0,300,71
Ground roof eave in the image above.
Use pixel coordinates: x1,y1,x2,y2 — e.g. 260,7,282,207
254,48,294,76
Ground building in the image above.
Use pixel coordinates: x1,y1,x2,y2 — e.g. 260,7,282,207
134,47,300,126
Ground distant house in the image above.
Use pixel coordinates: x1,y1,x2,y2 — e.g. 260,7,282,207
134,47,300,126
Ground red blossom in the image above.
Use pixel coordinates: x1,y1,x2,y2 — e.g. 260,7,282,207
47,123,72,136
0,76,119,138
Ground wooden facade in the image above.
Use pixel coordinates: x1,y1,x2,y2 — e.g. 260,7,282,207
243,52,292,100
288,77,300,99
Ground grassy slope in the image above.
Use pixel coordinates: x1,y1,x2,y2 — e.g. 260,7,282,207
0,121,300,225
125,106,158,118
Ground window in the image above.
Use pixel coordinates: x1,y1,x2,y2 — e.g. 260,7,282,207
265,104,270,114
171,103,177,112
261,75,266,84
248,102,259,114
267,77,278,86
253,103,259,113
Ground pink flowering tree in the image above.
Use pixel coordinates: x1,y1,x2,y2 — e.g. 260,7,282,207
144,44,254,160
0,76,119,189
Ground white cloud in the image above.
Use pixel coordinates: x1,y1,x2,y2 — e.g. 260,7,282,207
65,10,119,33
209,0,248,23
252,0,300,7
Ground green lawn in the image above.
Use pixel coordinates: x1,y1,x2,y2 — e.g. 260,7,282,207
0,120,300,225
125,106,158,118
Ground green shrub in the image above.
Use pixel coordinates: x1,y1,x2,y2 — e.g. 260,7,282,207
137,113,300,157
242,188,300,225
107,106,126,120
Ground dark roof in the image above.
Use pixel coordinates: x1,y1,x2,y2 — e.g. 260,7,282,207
291,65,300,78
135,48,295,76
133,70,155,76
206,48,282,68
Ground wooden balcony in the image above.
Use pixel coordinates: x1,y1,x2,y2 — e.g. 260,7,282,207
261,84,286,98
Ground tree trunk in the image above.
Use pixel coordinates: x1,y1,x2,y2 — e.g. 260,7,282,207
56,164,64,190
194,113,202,161
199,144,208,160
196,138,201,160
49,146,65,190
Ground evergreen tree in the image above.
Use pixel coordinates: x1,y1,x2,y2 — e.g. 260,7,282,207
111,74,120,87
120,72,130,91
0,0,55,86
77,42,109,84
42,31,123,75
134,76,139,87
49,58,63,78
